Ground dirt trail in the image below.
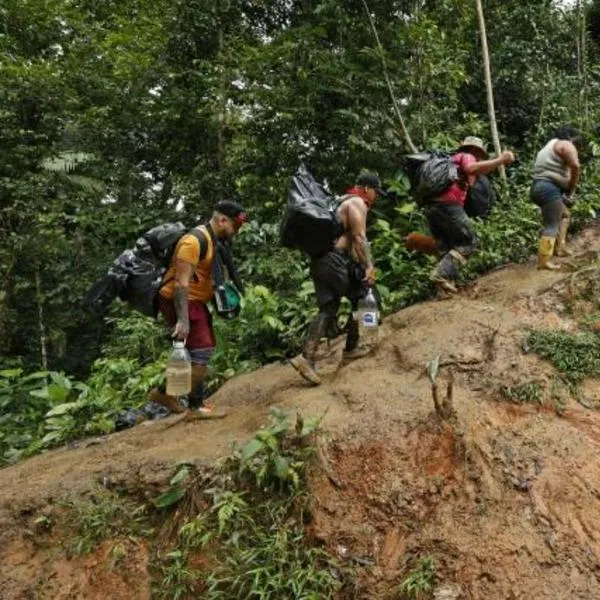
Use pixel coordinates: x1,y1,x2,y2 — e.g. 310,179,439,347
3,226,600,598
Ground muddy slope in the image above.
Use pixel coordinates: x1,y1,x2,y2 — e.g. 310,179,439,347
3,227,600,599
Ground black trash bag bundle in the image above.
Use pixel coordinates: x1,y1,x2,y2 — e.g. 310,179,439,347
83,222,244,320
403,151,460,205
115,401,172,431
83,222,189,318
280,164,344,257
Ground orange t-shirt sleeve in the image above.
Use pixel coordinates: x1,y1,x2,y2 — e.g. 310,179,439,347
175,234,200,266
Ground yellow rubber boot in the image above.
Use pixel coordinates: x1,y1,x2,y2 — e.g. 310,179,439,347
537,236,561,270
554,216,572,257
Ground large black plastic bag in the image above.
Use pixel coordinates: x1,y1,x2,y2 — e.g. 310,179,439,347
280,165,344,257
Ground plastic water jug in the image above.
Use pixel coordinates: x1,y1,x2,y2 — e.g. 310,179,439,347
357,287,379,344
166,341,191,396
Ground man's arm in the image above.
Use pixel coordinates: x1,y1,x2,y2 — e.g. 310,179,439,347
172,259,193,340
347,201,375,285
464,151,514,177
554,140,580,194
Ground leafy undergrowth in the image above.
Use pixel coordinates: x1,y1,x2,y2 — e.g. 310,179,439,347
4,168,600,466
31,409,345,599
518,262,600,410
526,330,600,385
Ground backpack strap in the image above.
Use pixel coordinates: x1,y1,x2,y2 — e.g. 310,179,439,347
188,226,210,262
161,224,215,289
452,152,470,189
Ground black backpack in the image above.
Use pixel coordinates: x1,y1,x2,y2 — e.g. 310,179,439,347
83,222,207,318
464,175,495,219
280,165,344,257
404,151,460,204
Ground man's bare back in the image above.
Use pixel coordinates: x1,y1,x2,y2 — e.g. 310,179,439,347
335,195,368,259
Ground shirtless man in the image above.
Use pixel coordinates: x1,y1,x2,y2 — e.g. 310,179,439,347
290,173,382,385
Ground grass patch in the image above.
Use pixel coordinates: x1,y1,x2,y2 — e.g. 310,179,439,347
64,489,152,555
398,555,437,599
526,330,600,384
500,381,543,405
152,408,342,599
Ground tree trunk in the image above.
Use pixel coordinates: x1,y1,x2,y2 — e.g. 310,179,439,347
35,267,48,370
475,0,506,182
217,3,226,202
361,0,418,153
577,0,589,130
0,252,18,351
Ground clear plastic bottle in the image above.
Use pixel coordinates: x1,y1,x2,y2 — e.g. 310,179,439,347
166,341,191,396
357,287,379,345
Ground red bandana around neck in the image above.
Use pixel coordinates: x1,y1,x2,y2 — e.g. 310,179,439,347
345,186,371,206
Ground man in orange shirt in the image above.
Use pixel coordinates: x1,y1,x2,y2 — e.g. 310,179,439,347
149,200,248,415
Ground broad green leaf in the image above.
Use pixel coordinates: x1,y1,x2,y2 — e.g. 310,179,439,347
170,465,190,485
426,356,440,384
301,415,323,436
153,486,185,508
241,438,263,461
49,372,72,392
40,431,63,446
47,384,69,404
0,369,23,379
20,372,50,382
263,315,283,330
397,202,417,214
45,402,80,417
274,455,290,479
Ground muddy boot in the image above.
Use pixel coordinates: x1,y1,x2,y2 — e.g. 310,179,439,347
187,365,228,418
554,216,572,257
538,236,561,270
342,317,372,359
290,313,329,385
289,354,321,384
429,249,465,294
342,345,373,360
148,387,185,414
429,273,458,294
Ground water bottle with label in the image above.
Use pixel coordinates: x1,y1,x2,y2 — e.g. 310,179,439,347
166,341,192,396
357,287,379,345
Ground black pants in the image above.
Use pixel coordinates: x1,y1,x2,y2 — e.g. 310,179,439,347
425,203,477,281
304,250,364,359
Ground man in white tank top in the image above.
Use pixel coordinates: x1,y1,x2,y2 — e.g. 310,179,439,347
530,126,581,269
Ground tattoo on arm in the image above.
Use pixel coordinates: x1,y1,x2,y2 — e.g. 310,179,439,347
349,202,372,268
355,236,373,268
173,286,189,325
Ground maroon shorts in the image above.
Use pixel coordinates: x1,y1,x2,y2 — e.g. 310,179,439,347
158,297,216,364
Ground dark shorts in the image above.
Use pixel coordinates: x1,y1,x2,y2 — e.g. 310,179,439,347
310,250,363,309
425,202,477,256
530,179,566,237
158,296,216,365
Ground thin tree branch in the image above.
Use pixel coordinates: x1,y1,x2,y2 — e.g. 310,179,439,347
475,0,506,184
35,268,48,371
361,0,418,153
